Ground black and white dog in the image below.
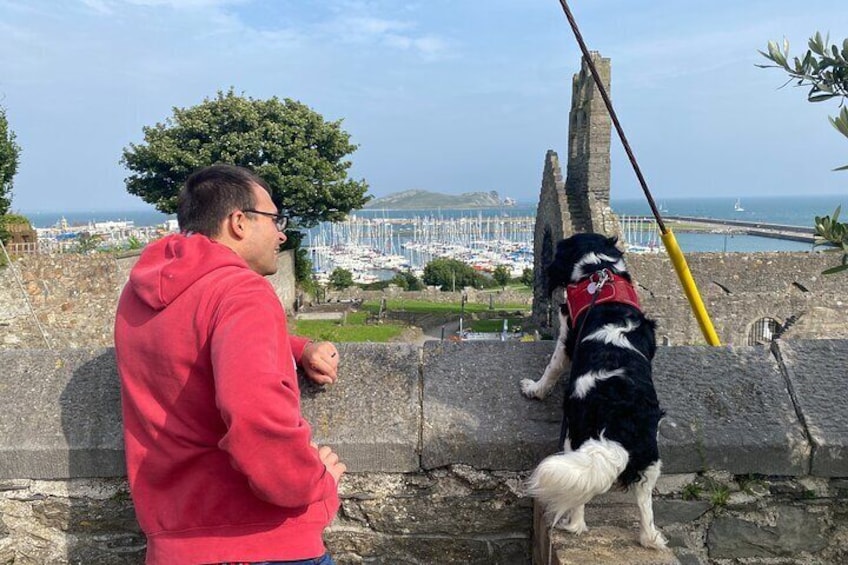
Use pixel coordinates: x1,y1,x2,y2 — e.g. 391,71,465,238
521,233,666,549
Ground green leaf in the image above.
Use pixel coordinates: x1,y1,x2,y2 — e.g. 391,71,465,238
822,263,848,275
809,93,837,102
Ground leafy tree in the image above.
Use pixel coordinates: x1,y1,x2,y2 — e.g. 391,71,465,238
329,267,354,290
520,267,534,287
0,214,19,246
125,235,145,250
0,106,21,217
390,272,409,290
121,89,370,228
391,270,424,291
422,258,485,291
814,207,848,273
492,265,511,289
74,232,103,254
0,214,31,264
759,33,848,272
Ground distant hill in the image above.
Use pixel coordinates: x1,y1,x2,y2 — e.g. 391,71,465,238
363,189,504,210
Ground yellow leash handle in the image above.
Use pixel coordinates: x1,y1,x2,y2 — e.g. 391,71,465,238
661,229,721,346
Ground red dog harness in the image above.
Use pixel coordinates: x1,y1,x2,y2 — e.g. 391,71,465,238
565,268,641,323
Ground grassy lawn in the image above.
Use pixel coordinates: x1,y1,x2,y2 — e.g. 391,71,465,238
362,299,529,315
503,283,533,294
291,311,406,342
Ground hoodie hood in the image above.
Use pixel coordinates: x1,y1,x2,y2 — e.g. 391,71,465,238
129,233,248,310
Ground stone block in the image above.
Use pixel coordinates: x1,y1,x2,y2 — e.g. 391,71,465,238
535,503,680,565
0,349,124,479
421,341,562,470
328,529,530,565
775,339,848,476
654,346,809,475
299,343,421,473
706,506,828,558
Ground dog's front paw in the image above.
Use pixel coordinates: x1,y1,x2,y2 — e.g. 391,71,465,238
520,378,543,399
639,528,668,550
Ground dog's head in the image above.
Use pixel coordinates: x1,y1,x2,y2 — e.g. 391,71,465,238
547,233,629,293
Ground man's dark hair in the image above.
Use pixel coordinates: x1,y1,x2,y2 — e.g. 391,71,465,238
177,164,272,237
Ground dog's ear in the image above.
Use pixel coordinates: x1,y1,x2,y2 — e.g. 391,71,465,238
606,236,620,250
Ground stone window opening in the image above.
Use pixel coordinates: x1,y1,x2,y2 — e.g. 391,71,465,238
748,317,781,346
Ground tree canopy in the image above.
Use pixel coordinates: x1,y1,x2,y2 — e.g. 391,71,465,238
121,89,370,228
0,106,21,217
329,267,354,290
493,265,511,289
422,258,488,291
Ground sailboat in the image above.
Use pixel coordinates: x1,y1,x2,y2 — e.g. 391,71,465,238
734,198,745,212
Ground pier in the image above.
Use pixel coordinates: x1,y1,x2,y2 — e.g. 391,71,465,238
662,216,816,244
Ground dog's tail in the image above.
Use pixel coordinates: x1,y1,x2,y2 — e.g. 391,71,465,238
527,437,629,525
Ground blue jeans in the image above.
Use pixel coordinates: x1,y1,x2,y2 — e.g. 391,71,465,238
235,556,335,565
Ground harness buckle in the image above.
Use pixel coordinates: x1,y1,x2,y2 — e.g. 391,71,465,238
586,268,611,295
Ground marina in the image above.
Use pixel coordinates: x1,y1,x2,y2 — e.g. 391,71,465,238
306,213,535,284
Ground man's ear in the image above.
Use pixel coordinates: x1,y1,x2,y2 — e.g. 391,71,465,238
227,210,248,240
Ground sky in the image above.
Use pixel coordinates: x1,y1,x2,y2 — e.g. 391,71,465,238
1,0,847,213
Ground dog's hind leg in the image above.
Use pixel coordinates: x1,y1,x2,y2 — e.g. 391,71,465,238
635,461,667,549
563,504,588,535
521,309,570,399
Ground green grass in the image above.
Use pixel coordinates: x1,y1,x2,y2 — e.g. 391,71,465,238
362,299,528,315
291,311,405,342
710,486,731,507
682,483,703,501
292,320,406,342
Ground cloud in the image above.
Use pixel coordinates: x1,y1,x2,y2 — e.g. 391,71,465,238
319,13,451,58
79,0,247,11
384,33,448,57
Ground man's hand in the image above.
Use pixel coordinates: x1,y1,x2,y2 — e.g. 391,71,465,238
316,444,346,485
301,341,339,385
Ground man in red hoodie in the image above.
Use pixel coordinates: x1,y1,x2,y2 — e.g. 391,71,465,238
115,164,346,565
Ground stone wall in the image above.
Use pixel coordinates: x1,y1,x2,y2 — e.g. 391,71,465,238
2,248,845,349
1,340,847,563
324,285,533,307
0,249,296,349
627,252,848,345
532,151,571,325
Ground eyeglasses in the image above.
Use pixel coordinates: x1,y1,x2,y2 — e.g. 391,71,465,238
243,209,288,232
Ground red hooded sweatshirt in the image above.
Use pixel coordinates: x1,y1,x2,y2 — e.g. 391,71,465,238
114,233,339,564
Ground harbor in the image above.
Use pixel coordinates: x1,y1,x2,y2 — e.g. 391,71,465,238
304,210,818,284
13,196,827,270
306,213,535,284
